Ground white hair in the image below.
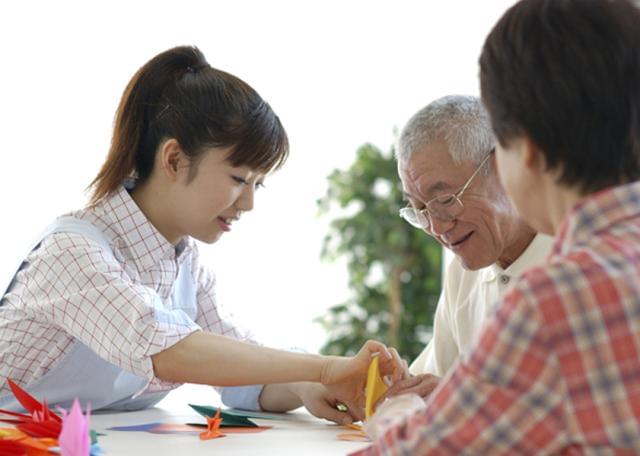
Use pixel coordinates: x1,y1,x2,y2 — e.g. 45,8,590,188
396,95,495,169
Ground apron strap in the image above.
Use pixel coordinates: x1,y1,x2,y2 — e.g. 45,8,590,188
1,216,113,300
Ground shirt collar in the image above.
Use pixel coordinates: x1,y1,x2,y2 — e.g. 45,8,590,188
480,233,551,283
96,184,191,271
551,181,640,259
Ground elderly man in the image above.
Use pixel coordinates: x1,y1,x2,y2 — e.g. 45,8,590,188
385,95,552,399
355,0,640,453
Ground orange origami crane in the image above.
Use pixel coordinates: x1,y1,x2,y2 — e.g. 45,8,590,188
199,408,225,440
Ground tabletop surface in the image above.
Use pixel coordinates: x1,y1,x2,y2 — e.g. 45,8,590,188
90,384,371,455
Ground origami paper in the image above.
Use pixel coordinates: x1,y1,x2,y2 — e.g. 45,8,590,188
0,380,62,439
58,399,90,456
337,431,369,442
198,408,224,441
180,424,270,434
335,356,390,442
188,404,280,424
107,422,271,435
0,439,26,455
108,422,163,432
189,404,255,427
0,380,103,456
344,423,363,431
364,355,388,419
208,409,281,420
337,423,369,442
0,427,57,455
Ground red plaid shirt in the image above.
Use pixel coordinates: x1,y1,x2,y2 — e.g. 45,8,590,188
0,186,255,396
355,181,640,455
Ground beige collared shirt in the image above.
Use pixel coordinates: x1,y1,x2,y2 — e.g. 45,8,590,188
410,233,554,376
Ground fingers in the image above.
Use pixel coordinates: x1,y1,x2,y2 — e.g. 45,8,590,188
314,401,355,425
375,375,424,407
413,375,440,398
360,340,392,361
373,346,405,381
386,347,405,383
377,374,440,407
341,399,365,422
402,358,410,380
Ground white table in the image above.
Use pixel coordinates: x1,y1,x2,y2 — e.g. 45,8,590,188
90,384,371,455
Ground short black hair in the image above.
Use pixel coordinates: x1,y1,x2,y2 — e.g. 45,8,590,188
480,0,640,194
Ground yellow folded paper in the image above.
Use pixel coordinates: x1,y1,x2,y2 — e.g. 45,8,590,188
365,355,388,419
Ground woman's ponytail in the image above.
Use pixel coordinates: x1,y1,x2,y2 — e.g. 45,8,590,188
88,46,288,205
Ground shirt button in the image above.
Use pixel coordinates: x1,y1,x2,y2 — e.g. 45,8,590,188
499,275,510,285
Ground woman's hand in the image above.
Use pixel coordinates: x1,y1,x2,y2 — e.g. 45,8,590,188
319,340,405,385
293,383,364,425
317,340,405,418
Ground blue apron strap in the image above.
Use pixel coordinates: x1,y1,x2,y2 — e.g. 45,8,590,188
0,216,161,411
1,216,113,300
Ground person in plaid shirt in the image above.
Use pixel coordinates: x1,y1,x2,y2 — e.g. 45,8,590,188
0,46,404,419
355,0,640,453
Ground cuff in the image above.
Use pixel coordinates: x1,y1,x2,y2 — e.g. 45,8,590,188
220,384,264,411
133,296,203,392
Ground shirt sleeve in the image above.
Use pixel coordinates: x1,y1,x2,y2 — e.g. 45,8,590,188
25,233,201,387
410,263,459,377
353,270,568,455
191,247,265,411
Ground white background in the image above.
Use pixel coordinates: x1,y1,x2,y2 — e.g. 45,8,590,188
0,0,515,352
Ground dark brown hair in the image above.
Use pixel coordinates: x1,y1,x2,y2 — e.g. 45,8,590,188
479,0,640,194
89,46,289,204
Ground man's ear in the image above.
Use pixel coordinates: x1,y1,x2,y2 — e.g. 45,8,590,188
158,138,186,182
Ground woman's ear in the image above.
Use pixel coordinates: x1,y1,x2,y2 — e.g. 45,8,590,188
158,139,186,182
521,135,547,172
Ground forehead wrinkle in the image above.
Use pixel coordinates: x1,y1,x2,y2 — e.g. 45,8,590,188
401,157,454,200
410,180,452,202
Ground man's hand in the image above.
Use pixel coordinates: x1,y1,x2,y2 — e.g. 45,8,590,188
375,373,440,408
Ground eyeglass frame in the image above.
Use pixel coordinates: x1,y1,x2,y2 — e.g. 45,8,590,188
398,149,494,231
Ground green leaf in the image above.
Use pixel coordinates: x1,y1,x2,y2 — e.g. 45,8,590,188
317,139,442,359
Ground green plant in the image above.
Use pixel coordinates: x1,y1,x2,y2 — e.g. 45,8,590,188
317,142,442,360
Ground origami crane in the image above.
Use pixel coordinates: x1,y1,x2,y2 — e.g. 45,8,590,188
0,380,62,439
58,399,91,455
0,380,102,455
199,408,225,441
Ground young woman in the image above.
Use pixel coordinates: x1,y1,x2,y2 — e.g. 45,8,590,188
0,46,402,424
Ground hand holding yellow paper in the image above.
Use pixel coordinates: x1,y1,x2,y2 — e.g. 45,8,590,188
338,355,390,442
365,354,389,419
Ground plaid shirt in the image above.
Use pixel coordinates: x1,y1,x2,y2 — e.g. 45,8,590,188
0,186,255,397
355,181,640,455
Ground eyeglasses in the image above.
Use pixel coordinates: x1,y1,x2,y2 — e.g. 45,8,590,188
399,150,493,232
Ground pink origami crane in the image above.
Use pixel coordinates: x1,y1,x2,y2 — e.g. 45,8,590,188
58,398,90,456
